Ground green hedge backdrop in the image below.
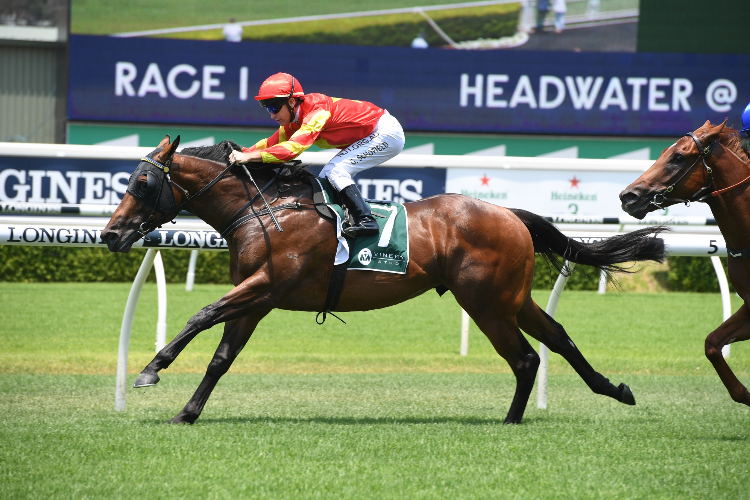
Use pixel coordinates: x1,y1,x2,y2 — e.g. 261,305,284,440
0,246,727,292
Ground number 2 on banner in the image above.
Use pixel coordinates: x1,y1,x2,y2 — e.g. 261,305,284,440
374,205,398,248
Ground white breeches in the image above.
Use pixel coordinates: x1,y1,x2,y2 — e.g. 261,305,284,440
319,111,405,192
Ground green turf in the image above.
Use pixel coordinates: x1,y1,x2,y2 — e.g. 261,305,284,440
71,0,495,35
0,283,747,377
1,283,749,498
161,4,520,45
0,374,748,499
70,0,638,37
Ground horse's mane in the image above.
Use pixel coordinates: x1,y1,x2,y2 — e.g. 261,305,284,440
180,140,242,164
724,129,750,162
179,140,314,182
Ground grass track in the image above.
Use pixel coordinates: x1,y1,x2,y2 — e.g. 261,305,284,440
1,283,749,498
1,283,747,376
1,374,748,498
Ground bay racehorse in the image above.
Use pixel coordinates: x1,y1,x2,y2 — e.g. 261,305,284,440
103,135,665,424
621,120,750,408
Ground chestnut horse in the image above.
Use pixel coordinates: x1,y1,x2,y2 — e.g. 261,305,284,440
103,135,665,424
621,120,750,408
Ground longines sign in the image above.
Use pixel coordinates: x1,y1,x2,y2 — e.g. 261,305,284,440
0,155,443,206
0,225,228,250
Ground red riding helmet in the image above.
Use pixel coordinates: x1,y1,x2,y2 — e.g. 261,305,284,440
255,73,304,103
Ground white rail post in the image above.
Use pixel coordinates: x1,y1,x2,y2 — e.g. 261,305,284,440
154,251,168,353
115,248,157,412
186,249,199,291
460,309,470,356
537,261,577,410
710,256,732,358
587,0,601,19
598,269,607,294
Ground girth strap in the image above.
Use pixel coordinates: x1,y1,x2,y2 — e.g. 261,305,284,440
316,256,352,325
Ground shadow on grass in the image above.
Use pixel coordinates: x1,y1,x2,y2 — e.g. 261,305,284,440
148,415,529,426
694,435,748,442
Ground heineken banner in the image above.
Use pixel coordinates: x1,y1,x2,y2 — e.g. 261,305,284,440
69,35,750,137
445,168,713,218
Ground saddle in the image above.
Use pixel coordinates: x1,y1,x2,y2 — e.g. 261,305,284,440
308,177,411,321
311,176,338,221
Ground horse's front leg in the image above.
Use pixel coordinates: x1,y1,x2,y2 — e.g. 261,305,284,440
705,303,750,406
169,311,268,424
134,274,272,388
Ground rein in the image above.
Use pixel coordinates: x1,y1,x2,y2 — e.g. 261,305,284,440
710,167,750,197
135,155,329,241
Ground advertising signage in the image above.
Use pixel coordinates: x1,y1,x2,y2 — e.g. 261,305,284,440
0,155,445,207
69,35,749,137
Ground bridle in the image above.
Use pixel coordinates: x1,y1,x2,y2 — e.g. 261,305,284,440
131,151,235,238
650,132,719,209
131,151,306,241
650,130,750,210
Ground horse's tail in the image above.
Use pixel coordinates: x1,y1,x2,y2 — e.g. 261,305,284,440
509,208,668,277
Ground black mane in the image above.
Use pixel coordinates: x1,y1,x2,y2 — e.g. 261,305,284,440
179,140,314,181
180,140,242,164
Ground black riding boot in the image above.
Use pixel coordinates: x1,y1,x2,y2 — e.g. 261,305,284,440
340,184,379,238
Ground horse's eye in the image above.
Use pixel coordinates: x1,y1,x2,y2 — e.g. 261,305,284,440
674,154,684,164
138,179,148,190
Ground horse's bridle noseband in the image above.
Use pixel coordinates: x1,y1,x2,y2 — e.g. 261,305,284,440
650,132,719,209
129,150,234,238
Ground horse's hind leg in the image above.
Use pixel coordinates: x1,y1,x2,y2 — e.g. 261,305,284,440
169,312,268,424
517,296,635,405
466,308,539,424
705,303,750,406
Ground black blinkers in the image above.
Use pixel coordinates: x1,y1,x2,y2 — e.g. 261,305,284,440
126,148,177,214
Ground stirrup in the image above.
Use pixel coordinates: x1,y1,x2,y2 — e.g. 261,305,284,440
342,217,379,238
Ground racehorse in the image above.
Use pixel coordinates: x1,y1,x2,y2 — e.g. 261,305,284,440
621,120,750,408
103,135,665,425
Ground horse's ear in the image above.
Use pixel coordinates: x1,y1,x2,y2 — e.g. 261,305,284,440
703,119,728,144
157,135,171,148
162,135,180,158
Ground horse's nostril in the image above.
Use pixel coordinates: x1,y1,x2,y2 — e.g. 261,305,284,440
102,231,119,244
619,191,638,206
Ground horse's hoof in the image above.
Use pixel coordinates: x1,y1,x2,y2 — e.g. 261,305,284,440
133,371,160,388
618,383,636,405
168,415,195,425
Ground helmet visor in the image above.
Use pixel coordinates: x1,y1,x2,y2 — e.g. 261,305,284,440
259,97,287,114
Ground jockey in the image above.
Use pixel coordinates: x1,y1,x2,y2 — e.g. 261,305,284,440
229,72,406,238
741,101,750,137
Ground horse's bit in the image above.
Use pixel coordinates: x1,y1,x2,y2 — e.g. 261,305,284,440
649,132,719,209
